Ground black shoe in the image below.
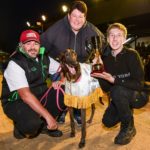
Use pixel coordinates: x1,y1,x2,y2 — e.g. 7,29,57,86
13,126,25,139
41,128,63,137
114,127,136,145
114,119,136,145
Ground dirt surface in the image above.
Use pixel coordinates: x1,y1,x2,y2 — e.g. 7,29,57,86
0,93,150,150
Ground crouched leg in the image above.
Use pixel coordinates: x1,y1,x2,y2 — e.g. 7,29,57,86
108,85,136,145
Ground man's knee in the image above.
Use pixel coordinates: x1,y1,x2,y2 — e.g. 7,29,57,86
102,107,120,128
102,116,118,128
19,119,42,137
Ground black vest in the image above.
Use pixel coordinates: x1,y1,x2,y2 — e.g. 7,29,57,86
1,51,50,106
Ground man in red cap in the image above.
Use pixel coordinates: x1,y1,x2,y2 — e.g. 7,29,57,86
1,29,66,139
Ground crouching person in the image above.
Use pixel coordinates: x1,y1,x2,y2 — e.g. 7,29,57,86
91,23,148,145
1,30,66,139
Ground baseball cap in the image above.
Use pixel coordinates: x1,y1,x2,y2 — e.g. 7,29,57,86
20,30,40,44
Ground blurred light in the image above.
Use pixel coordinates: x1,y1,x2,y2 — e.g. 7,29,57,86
36,22,42,26
36,21,44,33
41,15,46,21
62,5,68,13
26,21,31,27
124,37,137,44
124,37,132,44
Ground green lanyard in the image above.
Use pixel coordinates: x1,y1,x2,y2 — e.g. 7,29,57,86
8,91,18,102
39,47,46,80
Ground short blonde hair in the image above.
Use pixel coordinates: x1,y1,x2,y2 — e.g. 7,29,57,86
107,23,127,38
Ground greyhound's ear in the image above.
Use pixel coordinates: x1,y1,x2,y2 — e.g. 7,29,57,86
58,52,65,63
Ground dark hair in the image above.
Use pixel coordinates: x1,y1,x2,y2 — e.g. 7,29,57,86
69,1,87,16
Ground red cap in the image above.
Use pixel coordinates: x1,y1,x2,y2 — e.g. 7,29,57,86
20,30,40,44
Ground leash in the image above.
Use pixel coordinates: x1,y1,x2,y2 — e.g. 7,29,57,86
40,83,67,111
56,84,66,111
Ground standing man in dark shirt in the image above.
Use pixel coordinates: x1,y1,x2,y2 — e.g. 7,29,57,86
91,23,146,145
40,0,105,125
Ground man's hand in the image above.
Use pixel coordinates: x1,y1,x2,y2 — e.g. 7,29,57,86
91,72,115,83
52,81,63,89
46,116,58,130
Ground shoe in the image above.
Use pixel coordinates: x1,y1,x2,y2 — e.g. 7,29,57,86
74,115,82,127
114,118,136,145
41,128,63,137
13,126,25,139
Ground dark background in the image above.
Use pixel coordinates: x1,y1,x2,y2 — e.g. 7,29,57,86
0,0,72,53
0,0,150,53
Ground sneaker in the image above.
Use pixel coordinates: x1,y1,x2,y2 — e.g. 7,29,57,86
74,115,82,127
13,126,25,139
41,128,63,137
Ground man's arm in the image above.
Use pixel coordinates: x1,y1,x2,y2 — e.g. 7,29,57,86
40,20,61,53
18,87,58,130
91,51,145,91
114,51,145,91
4,61,58,130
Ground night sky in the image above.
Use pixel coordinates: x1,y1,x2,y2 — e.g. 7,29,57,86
0,0,76,53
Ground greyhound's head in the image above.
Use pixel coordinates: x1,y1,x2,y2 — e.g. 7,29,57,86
59,49,81,82
59,48,78,67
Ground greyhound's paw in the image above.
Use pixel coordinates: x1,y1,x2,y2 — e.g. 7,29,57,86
79,141,85,148
70,132,75,137
87,119,92,124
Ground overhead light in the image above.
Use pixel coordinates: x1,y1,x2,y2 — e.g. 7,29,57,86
41,15,46,22
26,21,31,27
62,5,68,13
36,22,42,26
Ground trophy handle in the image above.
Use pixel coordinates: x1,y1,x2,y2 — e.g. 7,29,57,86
93,49,103,65
91,36,104,73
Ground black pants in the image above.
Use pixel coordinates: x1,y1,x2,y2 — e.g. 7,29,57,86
101,85,136,128
3,87,66,136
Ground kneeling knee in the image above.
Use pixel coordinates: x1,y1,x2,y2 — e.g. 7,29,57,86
23,120,42,137
102,118,118,128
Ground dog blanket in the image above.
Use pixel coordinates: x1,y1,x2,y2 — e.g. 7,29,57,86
64,63,103,109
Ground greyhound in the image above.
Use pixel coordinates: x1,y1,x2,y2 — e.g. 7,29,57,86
59,48,103,148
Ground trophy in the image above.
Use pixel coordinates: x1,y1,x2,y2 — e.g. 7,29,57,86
90,36,105,74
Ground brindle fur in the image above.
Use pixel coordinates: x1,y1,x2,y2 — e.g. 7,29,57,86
59,48,103,148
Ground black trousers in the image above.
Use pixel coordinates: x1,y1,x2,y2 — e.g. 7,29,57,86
99,80,136,128
3,86,66,136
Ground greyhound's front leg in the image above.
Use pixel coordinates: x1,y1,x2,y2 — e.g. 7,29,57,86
68,107,75,137
87,103,95,124
79,109,86,148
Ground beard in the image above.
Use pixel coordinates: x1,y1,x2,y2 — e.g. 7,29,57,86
27,48,38,58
